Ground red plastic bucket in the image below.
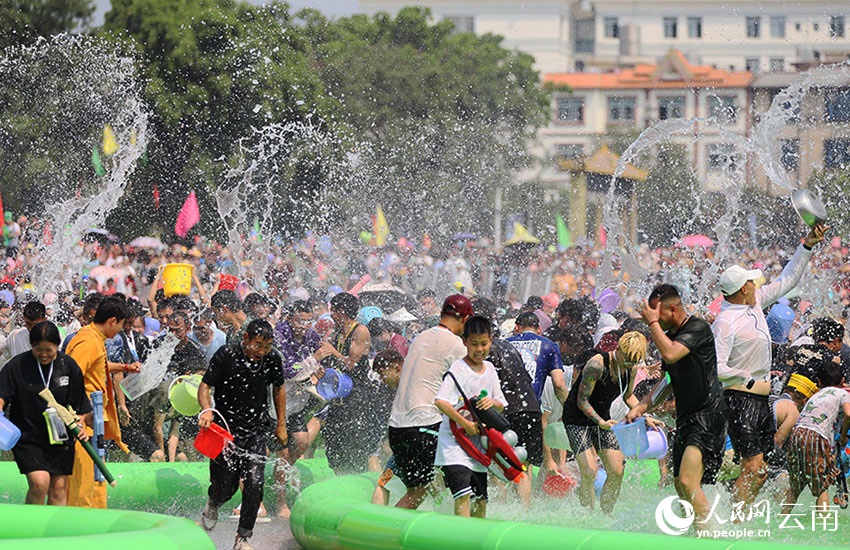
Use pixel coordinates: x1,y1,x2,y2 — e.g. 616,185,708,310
218,274,239,291
194,422,233,459
541,472,576,498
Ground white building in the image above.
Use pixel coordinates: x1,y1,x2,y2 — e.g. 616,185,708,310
361,1,850,74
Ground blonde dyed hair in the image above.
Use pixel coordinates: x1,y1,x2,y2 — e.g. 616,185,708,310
618,331,647,364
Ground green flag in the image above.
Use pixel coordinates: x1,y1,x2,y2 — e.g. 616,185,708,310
253,216,262,242
556,215,571,251
91,145,105,177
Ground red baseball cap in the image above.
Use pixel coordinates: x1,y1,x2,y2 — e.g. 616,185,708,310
441,294,474,318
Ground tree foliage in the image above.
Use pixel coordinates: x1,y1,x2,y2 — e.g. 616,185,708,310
637,143,701,246
300,7,550,236
0,0,94,50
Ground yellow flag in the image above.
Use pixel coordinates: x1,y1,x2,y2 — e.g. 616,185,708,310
373,206,390,247
103,124,119,156
504,222,540,246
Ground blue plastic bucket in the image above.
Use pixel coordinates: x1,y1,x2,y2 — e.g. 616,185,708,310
317,369,353,400
766,304,795,344
0,412,22,451
612,418,647,456
638,426,668,459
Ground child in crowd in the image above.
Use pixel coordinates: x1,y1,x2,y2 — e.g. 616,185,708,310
371,349,405,505
434,316,506,518
783,361,850,513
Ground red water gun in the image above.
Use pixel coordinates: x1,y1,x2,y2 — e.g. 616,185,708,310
444,372,527,483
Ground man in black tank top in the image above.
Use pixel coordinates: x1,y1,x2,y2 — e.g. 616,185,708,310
628,284,726,528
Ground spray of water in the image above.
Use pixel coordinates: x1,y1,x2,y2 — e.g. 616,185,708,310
597,64,850,312
0,34,148,297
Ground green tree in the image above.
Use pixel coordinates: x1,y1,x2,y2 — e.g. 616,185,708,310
300,7,550,237
0,0,95,49
637,143,701,246
100,0,336,238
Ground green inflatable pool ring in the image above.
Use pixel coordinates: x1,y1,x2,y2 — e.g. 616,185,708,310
289,474,832,550
0,503,213,549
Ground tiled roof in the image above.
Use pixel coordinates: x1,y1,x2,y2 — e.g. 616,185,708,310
559,144,648,181
545,49,752,90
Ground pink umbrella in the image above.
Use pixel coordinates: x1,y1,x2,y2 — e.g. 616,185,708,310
677,234,714,248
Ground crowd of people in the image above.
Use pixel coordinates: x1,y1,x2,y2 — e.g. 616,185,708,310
1,212,850,549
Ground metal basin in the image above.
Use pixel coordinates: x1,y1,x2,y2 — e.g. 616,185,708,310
791,189,827,227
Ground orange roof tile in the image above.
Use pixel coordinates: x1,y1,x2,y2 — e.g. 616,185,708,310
545,50,752,90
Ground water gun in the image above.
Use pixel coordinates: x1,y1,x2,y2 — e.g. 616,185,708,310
444,374,527,483
90,391,107,483
38,388,116,486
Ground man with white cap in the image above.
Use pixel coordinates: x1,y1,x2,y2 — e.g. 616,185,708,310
712,222,826,508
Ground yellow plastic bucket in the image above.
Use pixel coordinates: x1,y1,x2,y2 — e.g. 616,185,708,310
162,263,194,297
168,374,203,416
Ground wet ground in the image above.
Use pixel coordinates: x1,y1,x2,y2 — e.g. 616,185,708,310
205,515,301,550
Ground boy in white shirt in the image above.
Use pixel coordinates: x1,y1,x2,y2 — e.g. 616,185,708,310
434,316,506,518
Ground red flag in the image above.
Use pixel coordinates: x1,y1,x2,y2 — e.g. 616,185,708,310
174,191,200,238
598,224,607,248
153,184,160,209
0,192,4,229
43,220,53,246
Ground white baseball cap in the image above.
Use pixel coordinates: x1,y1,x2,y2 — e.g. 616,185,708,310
719,265,763,296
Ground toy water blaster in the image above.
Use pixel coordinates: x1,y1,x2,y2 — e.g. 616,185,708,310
90,391,107,482
38,388,116,486
443,371,527,483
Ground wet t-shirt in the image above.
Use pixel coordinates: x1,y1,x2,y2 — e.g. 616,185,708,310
663,317,724,422
202,343,284,440
0,351,92,447
487,338,539,414
506,332,564,400
796,386,850,442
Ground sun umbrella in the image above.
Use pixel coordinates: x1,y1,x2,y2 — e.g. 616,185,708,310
677,234,714,248
129,237,166,249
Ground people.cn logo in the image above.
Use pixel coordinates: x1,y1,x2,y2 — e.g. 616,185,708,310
655,495,695,536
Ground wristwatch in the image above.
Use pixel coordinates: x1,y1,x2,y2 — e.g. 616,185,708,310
746,378,755,390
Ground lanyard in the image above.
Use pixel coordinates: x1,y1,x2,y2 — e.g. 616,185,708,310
38,360,55,390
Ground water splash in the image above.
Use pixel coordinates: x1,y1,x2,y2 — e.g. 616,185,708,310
0,34,148,297
598,64,850,311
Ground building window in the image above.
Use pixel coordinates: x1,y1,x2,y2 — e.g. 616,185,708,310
769,58,785,72
445,15,474,34
687,17,702,38
708,95,738,123
746,58,761,73
780,139,799,171
830,15,845,37
556,97,584,123
608,96,636,123
708,144,740,171
746,16,761,38
604,17,619,38
663,17,678,38
554,144,584,162
770,16,786,38
658,96,685,119
824,138,850,169
825,89,850,122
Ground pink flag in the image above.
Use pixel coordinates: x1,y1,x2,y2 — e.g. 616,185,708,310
598,224,607,248
175,191,200,237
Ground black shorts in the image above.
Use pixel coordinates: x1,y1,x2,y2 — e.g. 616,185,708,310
442,465,488,501
13,440,75,475
286,406,313,435
724,390,773,460
388,423,440,488
505,412,543,467
565,424,620,454
673,410,727,484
